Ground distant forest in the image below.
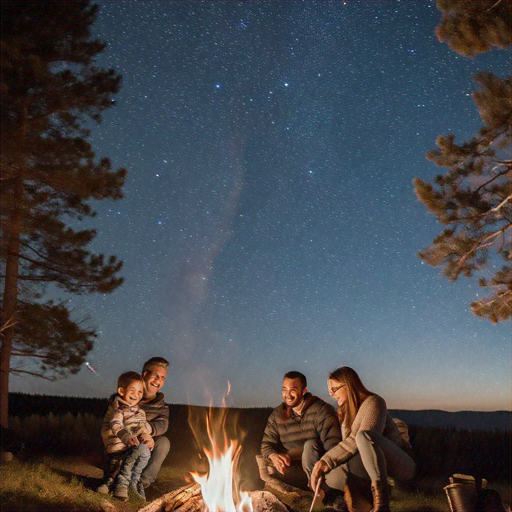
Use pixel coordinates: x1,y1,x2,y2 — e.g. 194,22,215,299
6,393,511,484
8,393,511,431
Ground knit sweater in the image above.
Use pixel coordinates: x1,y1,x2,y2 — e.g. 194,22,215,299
261,393,342,460
321,394,409,470
101,396,151,454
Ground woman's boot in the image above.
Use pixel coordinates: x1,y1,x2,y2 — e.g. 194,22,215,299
370,480,390,512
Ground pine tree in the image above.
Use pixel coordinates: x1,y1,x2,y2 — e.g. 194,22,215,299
413,0,511,323
10,301,96,381
435,0,511,56
0,1,127,428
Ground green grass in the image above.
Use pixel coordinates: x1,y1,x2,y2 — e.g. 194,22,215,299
1,458,114,512
391,486,450,512
1,456,510,512
0,455,193,512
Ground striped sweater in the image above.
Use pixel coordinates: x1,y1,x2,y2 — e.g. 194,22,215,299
101,396,151,454
261,393,342,460
102,392,169,440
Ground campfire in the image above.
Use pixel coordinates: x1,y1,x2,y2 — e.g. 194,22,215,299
188,389,253,512
139,386,288,512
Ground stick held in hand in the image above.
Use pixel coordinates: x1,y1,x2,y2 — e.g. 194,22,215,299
309,475,324,512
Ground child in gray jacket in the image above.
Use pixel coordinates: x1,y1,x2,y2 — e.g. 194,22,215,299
97,371,153,501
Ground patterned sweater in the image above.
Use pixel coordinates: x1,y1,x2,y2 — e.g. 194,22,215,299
261,393,342,460
101,396,151,454
321,394,410,470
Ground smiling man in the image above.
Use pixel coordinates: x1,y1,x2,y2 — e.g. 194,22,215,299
137,357,170,491
256,371,342,493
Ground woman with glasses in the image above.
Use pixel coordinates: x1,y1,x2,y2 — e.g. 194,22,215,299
310,366,415,512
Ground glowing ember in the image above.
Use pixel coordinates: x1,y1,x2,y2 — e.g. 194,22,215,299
189,385,253,512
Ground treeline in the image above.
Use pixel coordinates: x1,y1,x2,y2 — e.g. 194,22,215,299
6,393,510,484
8,412,104,459
8,393,273,419
9,392,109,419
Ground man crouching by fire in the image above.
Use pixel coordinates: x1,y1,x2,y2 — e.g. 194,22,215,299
255,371,345,507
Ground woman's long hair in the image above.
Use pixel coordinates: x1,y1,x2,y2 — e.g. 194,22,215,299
329,366,373,436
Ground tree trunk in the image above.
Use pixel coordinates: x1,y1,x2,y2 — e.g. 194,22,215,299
1,177,23,430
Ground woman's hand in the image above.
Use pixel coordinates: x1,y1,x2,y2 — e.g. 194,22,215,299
310,459,329,491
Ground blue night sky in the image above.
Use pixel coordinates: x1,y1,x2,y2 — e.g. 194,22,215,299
11,0,511,411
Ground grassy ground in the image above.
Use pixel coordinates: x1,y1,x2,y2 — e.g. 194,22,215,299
1,455,510,512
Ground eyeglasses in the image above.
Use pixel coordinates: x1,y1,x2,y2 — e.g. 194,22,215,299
328,384,346,395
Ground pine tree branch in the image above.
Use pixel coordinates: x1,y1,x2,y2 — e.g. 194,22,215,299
16,254,88,290
482,282,512,290
450,207,509,228
17,275,56,282
456,224,512,271
16,248,103,290
473,166,510,196
482,0,505,14
448,0,506,17
473,118,511,152
11,351,55,361
0,316,18,332
442,0,505,18
472,288,512,322
498,228,508,253
17,252,70,279
9,368,57,381
19,239,90,275
17,274,87,292
19,240,62,266
11,72,117,120
489,193,512,213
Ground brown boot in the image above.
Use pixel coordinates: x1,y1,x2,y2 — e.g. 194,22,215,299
370,480,390,512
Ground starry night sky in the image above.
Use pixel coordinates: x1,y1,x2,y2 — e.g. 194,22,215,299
11,0,511,411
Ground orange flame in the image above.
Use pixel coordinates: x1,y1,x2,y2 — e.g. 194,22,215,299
189,383,253,512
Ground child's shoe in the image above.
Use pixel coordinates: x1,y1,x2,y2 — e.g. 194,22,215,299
130,481,146,500
96,483,110,494
96,478,114,495
113,484,129,501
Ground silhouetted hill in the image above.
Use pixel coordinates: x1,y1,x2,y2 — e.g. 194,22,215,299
389,409,511,431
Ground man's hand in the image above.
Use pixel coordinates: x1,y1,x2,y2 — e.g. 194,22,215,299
139,433,155,450
310,459,329,492
269,453,291,475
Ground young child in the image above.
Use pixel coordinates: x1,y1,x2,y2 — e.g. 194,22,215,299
97,371,153,501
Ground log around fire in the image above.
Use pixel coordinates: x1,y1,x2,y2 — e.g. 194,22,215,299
138,482,288,512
